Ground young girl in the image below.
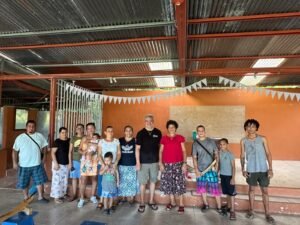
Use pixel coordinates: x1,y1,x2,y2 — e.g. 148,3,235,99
50,127,70,203
100,152,119,215
219,138,237,220
68,124,84,201
97,126,121,209
118,125,139,204
159,120,187,214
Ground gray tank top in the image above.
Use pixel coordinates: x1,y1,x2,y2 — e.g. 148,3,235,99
242,135,268,173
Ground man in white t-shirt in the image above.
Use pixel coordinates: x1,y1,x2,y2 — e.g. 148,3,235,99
12,120,49,203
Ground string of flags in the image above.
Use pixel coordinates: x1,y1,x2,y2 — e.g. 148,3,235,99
219,76,300,102
64,77,300,104
65,78,208,104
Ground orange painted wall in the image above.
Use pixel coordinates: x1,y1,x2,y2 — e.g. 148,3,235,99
102,89,300,160
1,106,38,173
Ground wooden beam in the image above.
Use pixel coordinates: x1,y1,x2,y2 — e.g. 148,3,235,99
189,54,300,62
0,36,177,51
173,0,187,74
188,12,300,24
188,29,300,39
11,81,49,94
49,78,57,147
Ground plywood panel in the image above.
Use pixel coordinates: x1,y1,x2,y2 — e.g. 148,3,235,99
170,106,245,143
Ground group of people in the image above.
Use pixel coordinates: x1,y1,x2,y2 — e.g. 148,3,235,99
12,115,275,223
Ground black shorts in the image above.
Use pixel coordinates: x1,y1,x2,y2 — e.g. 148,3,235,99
220,175,237,196
246,172,269,187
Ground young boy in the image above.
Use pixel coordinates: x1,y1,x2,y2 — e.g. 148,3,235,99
99,152,119,215
219,138,237,220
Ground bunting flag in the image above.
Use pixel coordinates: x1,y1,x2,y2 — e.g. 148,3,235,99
218,76,300,103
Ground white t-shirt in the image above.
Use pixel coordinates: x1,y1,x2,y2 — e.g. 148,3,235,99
98,138,120,163
13,132,48,167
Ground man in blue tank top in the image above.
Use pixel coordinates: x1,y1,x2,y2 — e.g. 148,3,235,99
240,119,275,224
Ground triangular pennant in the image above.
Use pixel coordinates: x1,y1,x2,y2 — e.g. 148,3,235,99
277,91,283,100
196,81,202,88
132,97,137,104
137,97,142,104
271,91,276,99
224,79,230,86
296,94,300,102
141,97,146,104
108,96,113,103
122,97,127,104
117,97,122,104
146,96,151,103
284,92,290,101
290,93,296,101
258,88,264,95
113,97,118,104
181,88,187,94
191,83,197,91
103,95,108,103
265,89,271,96
229,80,235,87
201,78,207,86
127,97,132,104
186,86,192,93
219,77,224,84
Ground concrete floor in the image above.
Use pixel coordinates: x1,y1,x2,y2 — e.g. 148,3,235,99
0,189,299,225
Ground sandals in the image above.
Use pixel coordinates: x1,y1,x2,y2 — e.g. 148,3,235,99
166,203,176,211
266,215,276,224
245,211,254,219
148,203,158,211
97,202,104,209
178,206,184,214
138,205,145,213
54,198,63,204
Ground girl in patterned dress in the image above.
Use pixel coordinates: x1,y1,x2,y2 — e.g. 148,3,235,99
100,152,119,215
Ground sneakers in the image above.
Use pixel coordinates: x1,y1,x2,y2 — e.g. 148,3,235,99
201,204,209,212
90,196,98,204
77,198,85,208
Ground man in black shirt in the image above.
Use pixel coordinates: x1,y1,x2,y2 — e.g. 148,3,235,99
136,114,162,213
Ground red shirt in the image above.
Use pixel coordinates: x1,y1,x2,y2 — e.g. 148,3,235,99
160,134,185,163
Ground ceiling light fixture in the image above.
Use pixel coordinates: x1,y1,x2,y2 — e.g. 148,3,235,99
240,73,267,86
154,76,175,88
252,58,286,68
149,62,173,71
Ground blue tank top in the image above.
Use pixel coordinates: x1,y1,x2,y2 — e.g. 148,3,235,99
242,135,268,173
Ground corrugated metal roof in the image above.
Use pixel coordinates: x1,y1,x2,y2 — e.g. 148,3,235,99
0,27,176,47
1,40,178,65
0,0,174,33
189,35,300,58
189,0,300,19
188,59,254,70
189,18,300,34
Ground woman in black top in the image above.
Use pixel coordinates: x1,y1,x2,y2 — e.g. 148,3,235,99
50,127,71,203
118,125,138,204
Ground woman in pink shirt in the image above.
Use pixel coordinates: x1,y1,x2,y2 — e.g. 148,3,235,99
159,120,187,214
